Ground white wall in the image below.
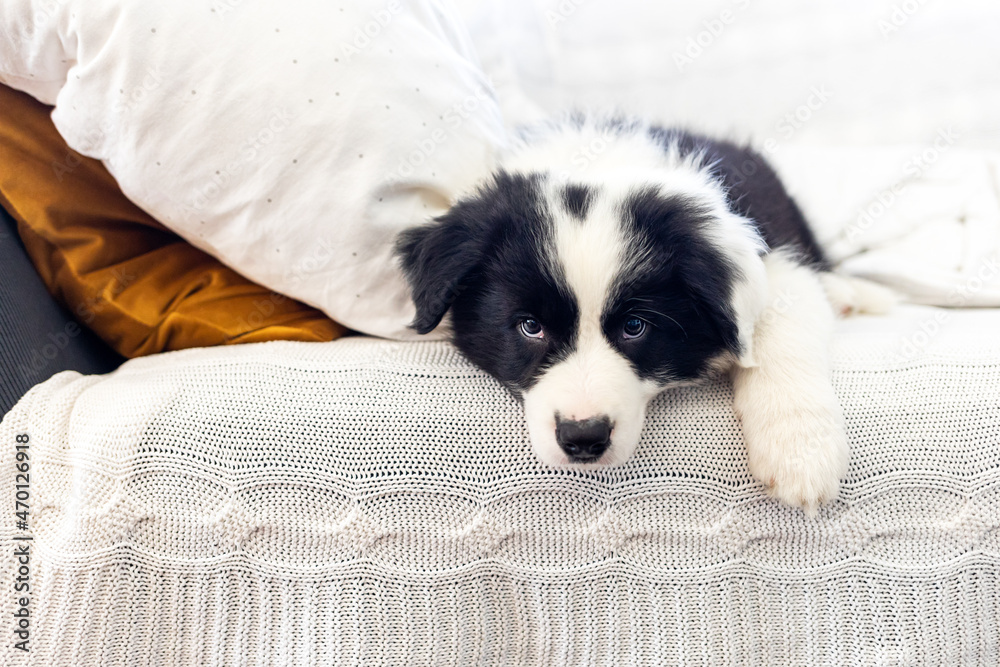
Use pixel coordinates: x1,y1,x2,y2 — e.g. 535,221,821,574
455,0,1000,150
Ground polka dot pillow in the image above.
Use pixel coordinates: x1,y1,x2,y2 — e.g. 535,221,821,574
0,0,506,338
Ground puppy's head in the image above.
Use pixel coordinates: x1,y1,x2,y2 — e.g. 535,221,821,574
396,170,766,467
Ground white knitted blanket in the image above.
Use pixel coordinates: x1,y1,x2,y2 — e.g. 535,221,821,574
3,306,1000,666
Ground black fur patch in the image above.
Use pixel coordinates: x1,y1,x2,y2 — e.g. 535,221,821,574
561,184,594,221
395,171,579,392
604,189,740,382
648,126,829,269
395,171,546,335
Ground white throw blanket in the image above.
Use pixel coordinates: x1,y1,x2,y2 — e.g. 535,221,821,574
771,145,1000,307
3,306,999,665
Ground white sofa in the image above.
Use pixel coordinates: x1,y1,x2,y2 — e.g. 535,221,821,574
2,305,999,664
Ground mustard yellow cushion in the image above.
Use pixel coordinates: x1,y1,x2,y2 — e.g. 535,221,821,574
0,84,346,358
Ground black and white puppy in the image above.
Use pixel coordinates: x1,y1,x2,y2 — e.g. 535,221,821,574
396,116,890,515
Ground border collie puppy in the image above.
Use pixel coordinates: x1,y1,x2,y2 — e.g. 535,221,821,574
396,116,890,515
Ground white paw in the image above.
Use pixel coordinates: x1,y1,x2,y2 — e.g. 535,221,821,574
820,273,897,317
742,410,850,517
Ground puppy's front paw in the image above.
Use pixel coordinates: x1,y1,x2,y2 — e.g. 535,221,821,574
742,411,849,517
820,273,897,317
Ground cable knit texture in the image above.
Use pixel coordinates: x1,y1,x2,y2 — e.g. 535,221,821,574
2,306,1000,665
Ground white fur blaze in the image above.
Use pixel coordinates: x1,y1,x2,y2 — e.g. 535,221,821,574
522,335,652,468
521,184,657,467
732,251,849,516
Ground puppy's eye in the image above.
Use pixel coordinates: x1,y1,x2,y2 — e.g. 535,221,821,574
622,316,646,339
519,318,544,339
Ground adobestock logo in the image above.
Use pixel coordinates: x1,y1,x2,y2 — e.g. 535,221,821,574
283,237,339,290
545,0,589,28
232,292,291,336
21,0,71,37
110,66,165,116
887,310,950,365
16,322,84,382
721,85,833,191
211,0,245,17
51,66,165,182
756,288,797,328
383,83,496,185
14,264,134,381
774,85,834,141
843,127,959,244
339,0,403,62
947,256,1000,307
673,0,752,72
559,125,619,178
888,254,999,365
183,107,294,217
753,84,835,160
878,0,932,38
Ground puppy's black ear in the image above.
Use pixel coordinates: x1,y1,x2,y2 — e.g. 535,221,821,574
396,171,542,335
395,204,489,334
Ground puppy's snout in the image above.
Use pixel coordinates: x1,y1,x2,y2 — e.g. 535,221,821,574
556,416,612,462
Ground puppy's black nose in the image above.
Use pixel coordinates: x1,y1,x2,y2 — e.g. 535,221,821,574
556,416,612,462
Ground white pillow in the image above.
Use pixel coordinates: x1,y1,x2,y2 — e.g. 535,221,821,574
0,0,506,338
